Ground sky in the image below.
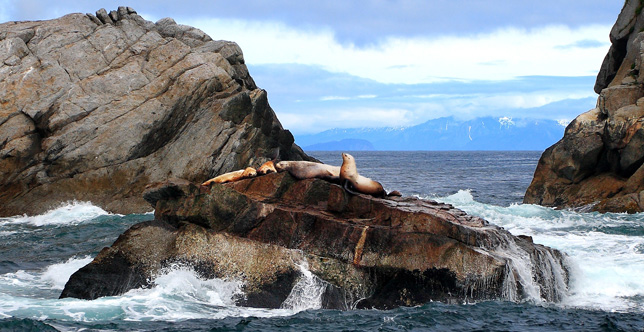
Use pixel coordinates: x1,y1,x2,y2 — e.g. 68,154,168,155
0,1,625,134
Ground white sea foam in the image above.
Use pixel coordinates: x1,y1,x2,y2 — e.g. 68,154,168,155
1,201,113,226
281,260,326,312
435,190,644,312
0,261,298,322
0,256,93,295
41,256,94,290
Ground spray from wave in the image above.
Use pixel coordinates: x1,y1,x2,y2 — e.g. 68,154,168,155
0,201,115,227
281,261,327,312
434,189,644,312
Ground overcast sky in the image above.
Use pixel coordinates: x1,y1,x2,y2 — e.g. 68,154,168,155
0,1,625,134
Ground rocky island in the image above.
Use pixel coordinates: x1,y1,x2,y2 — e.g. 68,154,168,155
524,0,644,213
61,171,570,308
0,8,570,309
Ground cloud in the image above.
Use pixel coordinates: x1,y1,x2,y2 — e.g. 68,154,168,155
319,94,377,101
187,18,610,84
7,0,618,46
0,1,610,135
555,39,607,49
279,107,413,134
249,64,598,134
0,2,615,85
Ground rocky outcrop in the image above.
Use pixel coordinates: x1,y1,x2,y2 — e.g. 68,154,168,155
61,173,570,309
0,7,308,217
524,0,644,213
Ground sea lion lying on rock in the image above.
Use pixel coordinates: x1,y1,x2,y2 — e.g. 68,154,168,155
202,167,257,185
256,160,277,175
275,161,341,182
340,153,401,198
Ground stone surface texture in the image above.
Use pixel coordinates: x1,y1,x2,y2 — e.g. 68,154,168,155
525,0,644,213
0,7,308,217
61,173,570,309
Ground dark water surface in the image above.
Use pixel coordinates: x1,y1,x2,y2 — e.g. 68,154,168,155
310,150,540,206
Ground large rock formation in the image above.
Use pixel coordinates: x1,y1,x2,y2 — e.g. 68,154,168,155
61,173,570,309
0,7,308,217
524,0,644,213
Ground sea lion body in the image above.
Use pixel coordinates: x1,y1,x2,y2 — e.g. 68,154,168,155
340,153,386,197
275,161,340,181
257,160,277,175
202,167,257,185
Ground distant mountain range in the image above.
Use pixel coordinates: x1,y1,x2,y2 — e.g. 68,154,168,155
295,116,567,151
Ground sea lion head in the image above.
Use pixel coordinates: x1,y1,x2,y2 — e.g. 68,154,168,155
242,167,257,178
275,161,290,172
341,153,355,164
340,153,357,180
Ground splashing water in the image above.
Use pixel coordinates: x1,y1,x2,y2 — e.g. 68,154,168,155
437,189,644,312
0,261,294,322
0,201,115,227
281,261,327,312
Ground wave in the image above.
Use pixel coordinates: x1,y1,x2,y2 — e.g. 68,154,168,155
0,262,298,322
432,189,644,313
0,201,115,227
0,256,93,295
41,256,94,290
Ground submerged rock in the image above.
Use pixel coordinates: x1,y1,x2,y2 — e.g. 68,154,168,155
61,173,570,309
524,0,644,213
0,7,308,217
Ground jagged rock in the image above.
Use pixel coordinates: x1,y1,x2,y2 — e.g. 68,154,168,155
525,0,644,213
0,8,310,217
61,172,570,309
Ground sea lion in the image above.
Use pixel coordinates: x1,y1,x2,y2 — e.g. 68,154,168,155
339,153,406,198
257,160,277,175
275,161,341,182
201,167,257,186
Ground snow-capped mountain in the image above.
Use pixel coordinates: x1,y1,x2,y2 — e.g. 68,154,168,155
296,116,566,151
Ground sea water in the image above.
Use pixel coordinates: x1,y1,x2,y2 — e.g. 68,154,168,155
1,151,643,331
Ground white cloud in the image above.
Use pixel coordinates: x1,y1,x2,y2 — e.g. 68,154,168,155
279,107,413,133
319,94,378,101
319,96,351,101
186,18,610,84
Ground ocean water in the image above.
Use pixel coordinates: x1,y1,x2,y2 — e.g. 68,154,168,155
1,151,644,331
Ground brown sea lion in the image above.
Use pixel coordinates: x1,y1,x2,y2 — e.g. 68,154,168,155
275,161,341,182
201,167,257,186
340,153,387,197
257,160,277,175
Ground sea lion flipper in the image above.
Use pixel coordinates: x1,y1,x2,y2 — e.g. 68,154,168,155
387,190,402,197
343,179,360,196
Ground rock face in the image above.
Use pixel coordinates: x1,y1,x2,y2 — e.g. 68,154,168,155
61,173,570,309
524,0,644,213
0,7,308,217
